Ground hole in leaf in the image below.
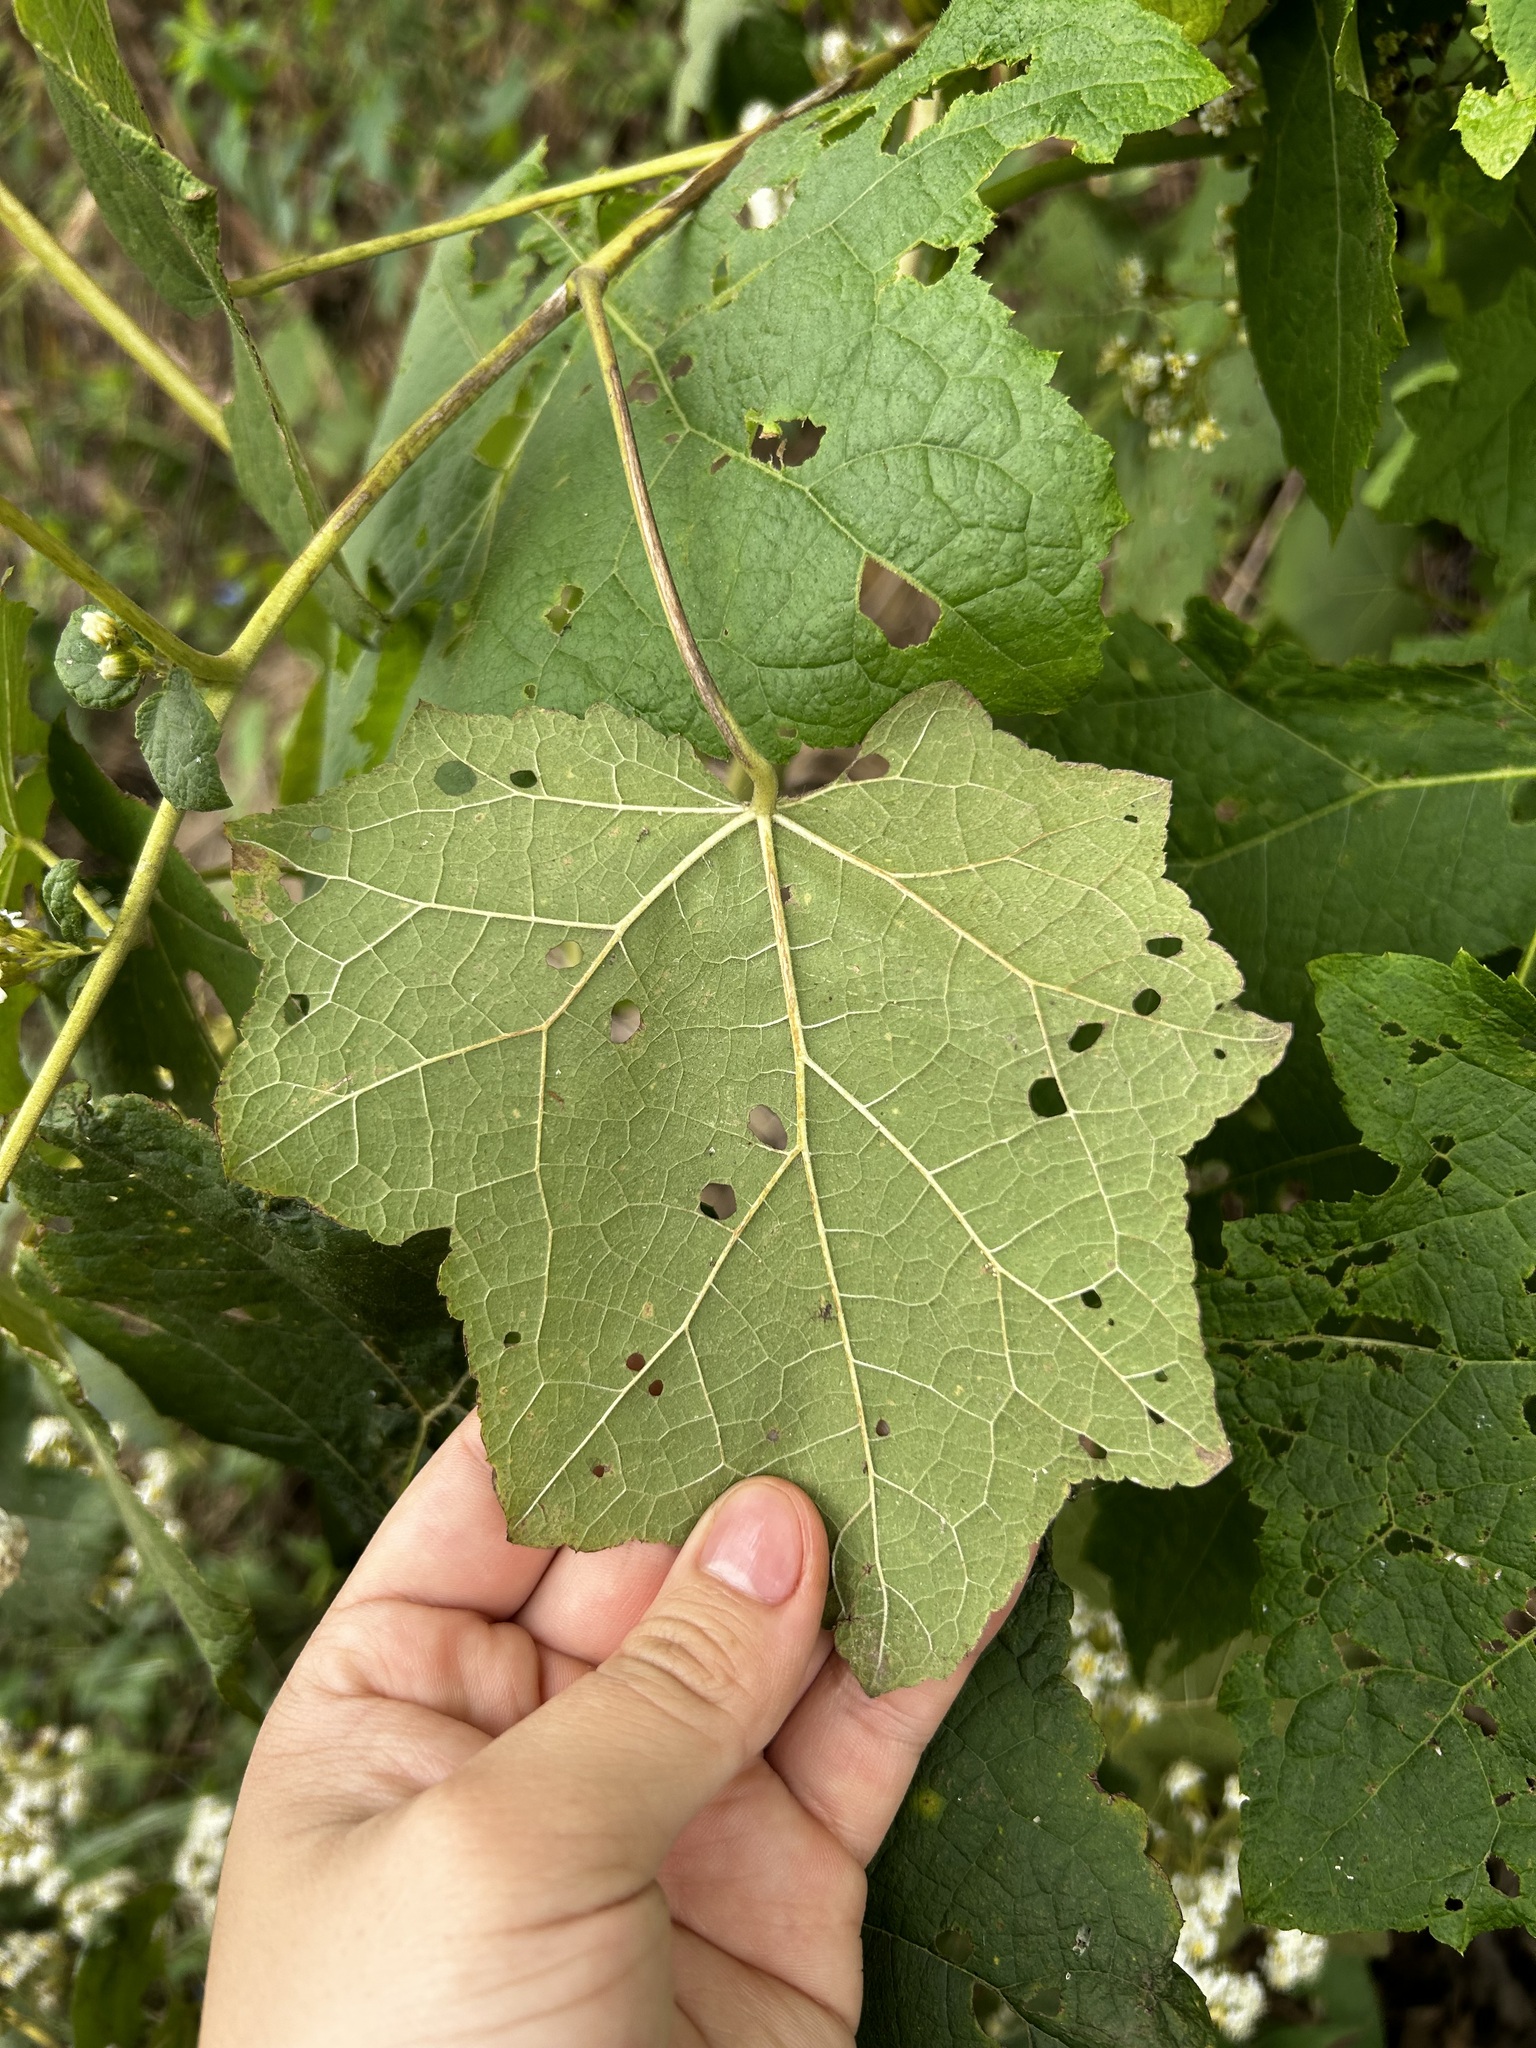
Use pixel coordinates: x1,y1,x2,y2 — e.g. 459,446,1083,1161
934,1926,974,1965
610,1001,643,1043
1408,1038,1442,1065
748,1104,789,1150
435,759,476,795
819,103,874,146
859,558,940,648
1078,1434,1108,1460
1081,1289,1102,1309
647,1378,664,1397
625,368,659,404
1147,1407,1165,1425
626,1352,645,1372
1154,1369,1169,1383
543,583,585,633
1464,1702,1500,1739
1503,1606,1536,1639
509,768,538,790
736,179,797,230
1525,1394,1536,1433
1132,988,1162,1016
668,355,694,380
1123,815,1138,826
1029,1076,1068,1119
710,453,730,474
711,255,730,295
546,939,583,969
1146,935,1183,958
1489,1855,1522,1898
1422,1156,1452,1190
1445,1898,1465,1912
780,884,793,904
1068,1022,1103,1053
1381,1020,1406,1037
900,242,958,284
1213,1047,1226,1060
748,417,825,468
875,1417,891,1437
282,993,310,1025
1510,779,1536,824
846,753,890,783
699,1180,738,1221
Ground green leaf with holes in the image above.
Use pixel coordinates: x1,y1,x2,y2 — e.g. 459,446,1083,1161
860,1551,1212,2048
12,1092,469,1555
217,686,1283,1690
357,0,1221,760
1204,948,1536,1945
1023,604,1536,1212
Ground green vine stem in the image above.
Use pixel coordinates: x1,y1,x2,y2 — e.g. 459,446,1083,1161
0,493,238,684
228,140,733,298
1517,928,1536,989
576,269,778,812
0,798,180,1190
0,177,230,451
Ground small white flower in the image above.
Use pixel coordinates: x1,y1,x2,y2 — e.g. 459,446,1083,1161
1200,1965,1267,2040
77,611,119,650
0,1508,28,1594
737,98,777,133
1164,1760,1206,1804
1193,415,1227,453
1116,255,1148,300
174,1794,234,1926
1263,1928,1329,1992
820,27,853,74
1127,349,1164,391
61,1867,136,1945
24,1416,81,1470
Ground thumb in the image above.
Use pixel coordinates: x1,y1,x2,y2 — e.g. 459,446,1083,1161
456,1478,828,1916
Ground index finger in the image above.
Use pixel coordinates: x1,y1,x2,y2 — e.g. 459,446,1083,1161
332,1412,556,1619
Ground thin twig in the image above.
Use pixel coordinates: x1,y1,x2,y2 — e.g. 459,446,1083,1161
229,141,732,297
576,271,778,810
0,493,238,683
1220,468,1305,619
0,177,229,449
0,799,180,1190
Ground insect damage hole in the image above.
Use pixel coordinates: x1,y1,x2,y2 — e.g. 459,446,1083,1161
748,1104,789,1150
624,368,659,404
508,768,538,790
736,179,796,230
1078,1434,1108,1460
609,1001,643,1043
282,993,310,1025
1068,1022,1103,1053
699,1181,737,1221
626,1351,645,1372
1132,988,1162,1016
748,417,825,468
1029,1076,1068,1119
859,558,940,649
1145,935,1183,958
546,939,583,969
543,583,584,633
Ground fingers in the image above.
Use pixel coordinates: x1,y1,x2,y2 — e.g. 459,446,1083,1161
766,1569,1030,1866
333,1413,554,1620
436,1477,829,1919
513,1539,677,1664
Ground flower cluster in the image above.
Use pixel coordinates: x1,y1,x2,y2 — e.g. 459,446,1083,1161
1097,336,1226,452
1066,1604,1162,1735
173,1795,234,1928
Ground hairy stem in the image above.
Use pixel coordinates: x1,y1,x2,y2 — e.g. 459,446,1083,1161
977,125,1252,213
0,494,239,684
576,271,778,810
0,799,180,1190
0,178,230,450
229,141,732,297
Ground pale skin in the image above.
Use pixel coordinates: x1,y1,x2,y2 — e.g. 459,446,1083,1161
203,1416,1019,2047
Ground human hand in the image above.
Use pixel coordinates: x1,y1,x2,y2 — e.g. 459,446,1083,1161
203,1416,1013,2047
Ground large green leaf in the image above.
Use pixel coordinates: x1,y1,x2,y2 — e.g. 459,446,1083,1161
860,1552,1213,2048
1235,0,1405,531
13,0,379,641
1205,949,1536,1945
1023,607,1536,1213
366,0,1221,760
12,1092,468,1553
218,686,1283,1690
1373,267,1536,585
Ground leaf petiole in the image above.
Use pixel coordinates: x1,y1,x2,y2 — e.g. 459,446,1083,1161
576,269,778,809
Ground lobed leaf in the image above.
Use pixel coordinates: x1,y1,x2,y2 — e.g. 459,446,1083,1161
1205,950,1536,1944
218,685,1283,1690
358,0,1222,760
860,1553,1213,2048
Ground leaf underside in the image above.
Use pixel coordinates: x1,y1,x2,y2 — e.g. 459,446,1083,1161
360,0,1221,760
219,685,1282,1690
1206,950,1536,1945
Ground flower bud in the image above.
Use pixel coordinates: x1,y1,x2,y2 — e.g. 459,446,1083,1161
97,650,140,684
78,610,120,650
